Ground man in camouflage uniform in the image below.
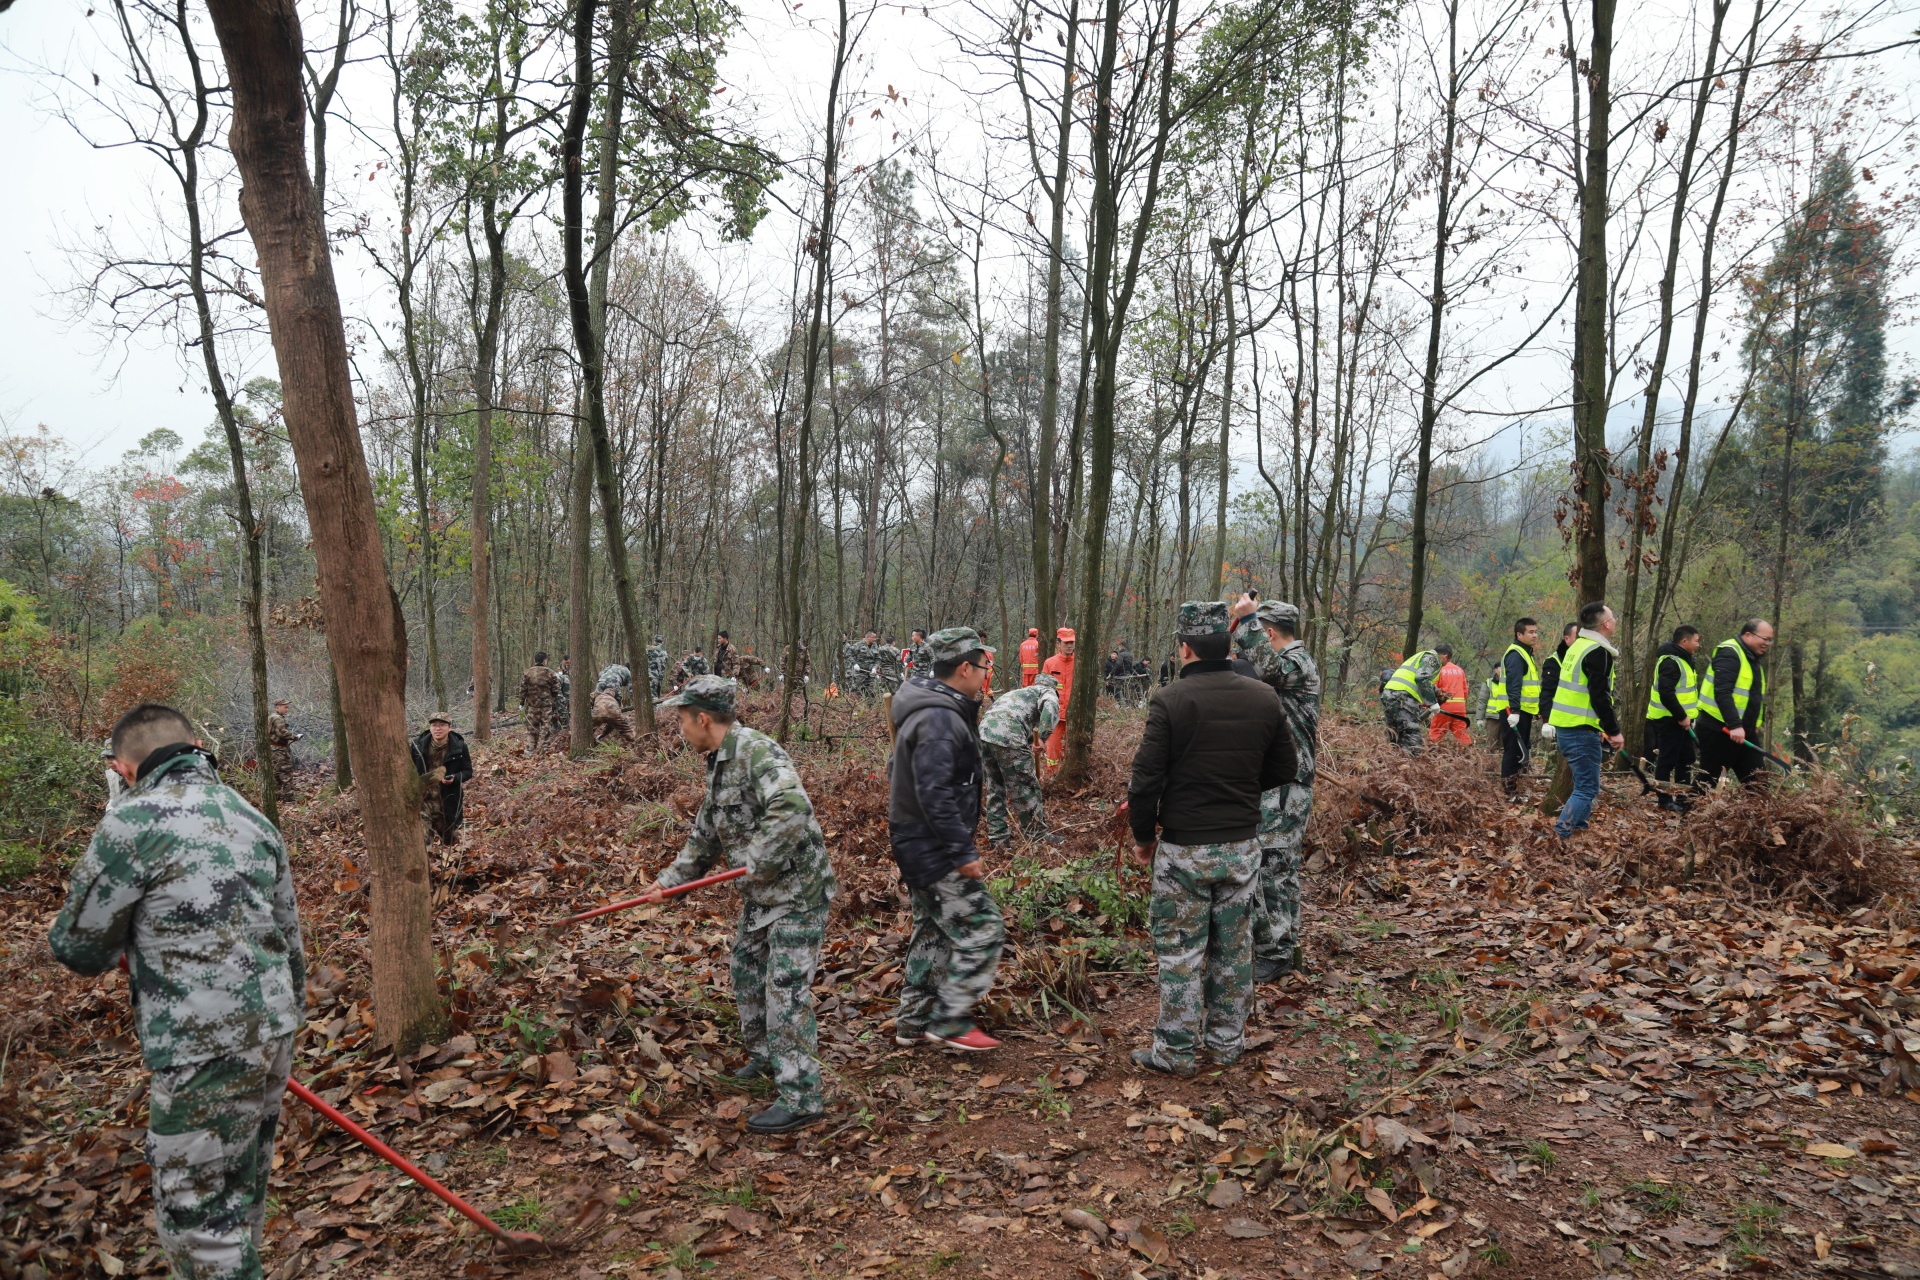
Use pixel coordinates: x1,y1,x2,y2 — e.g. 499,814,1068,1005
1230,597,1320,981
49,703,304,1280
592,686,636,745
648,676,838,1133
906,629,932,682
266,698,297,796
888,628,1003,1053
847,630,880,697
646,637,670,697
1379,644,1448,754
519,650,560,753
596,662,632,705
978,672,1059,845
714,631,739,679
555,658,573,730
1128,602,1294,1076
683,648,711,680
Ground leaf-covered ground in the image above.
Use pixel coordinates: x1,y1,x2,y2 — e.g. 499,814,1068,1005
5,699,1920,1280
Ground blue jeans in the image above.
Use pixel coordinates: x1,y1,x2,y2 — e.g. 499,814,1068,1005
1555,726,1604,837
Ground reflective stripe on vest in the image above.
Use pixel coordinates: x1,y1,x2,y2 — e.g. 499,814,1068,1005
1644,651,1700,721
1487,643,1540,715
1698,638,1764,730
1547,636,1614,730
1384,652,1433,700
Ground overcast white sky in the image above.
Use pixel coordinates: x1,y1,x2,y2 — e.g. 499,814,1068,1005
4,0,1918,475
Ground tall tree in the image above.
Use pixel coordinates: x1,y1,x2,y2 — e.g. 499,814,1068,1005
1568,0,1616,600
204,0,445,1052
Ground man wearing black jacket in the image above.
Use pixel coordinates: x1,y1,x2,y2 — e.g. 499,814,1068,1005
1645,625,1703,808
1488,618,1541,796
1128,601,1295,1077
888,627,1003,1053
1698,618,1774,788
411,711,474,847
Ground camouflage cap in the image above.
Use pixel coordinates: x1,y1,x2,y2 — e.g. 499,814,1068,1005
1177,600,1230,636
1255,599,1302,632
925,627,989,666
657,675,737,716
1033,672,1059,689
428,709,453,725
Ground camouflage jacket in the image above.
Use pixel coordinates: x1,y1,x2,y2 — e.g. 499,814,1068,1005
908,641,933,679
1233,621,1322,786
683,653,711,677
646,645,670,679
555,670,571,710
714,644,738,677
520,664,558,706
266,712,294,748
658,724,838,928
48,748,305,1070
596,663,632,694
977,682,1060,748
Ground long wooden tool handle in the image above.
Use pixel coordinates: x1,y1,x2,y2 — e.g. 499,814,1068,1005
555,866,749,926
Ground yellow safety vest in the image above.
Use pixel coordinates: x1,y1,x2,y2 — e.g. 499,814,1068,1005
1486,643,1540,716
1384,652,1434,700
1698,639,1764,730
1644,651,1700,721
1547,636,1615,730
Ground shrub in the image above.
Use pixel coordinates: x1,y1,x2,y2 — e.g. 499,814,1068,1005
0,698,100,880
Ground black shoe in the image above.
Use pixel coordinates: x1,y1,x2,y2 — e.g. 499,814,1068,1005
1130,1047,1196,1078
1255,955,1294,983
746,1103,825,1134
728,1059,772,1082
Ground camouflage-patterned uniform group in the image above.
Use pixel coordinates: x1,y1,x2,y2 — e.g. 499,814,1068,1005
266,700,296,794
50,713,304,1280
519,653,561,751
1232,601,1320,979
1379,648,1444,754
976,673,1058,845
654,676,838,1130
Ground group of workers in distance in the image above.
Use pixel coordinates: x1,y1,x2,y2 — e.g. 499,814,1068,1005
46,589,1327,1278
1380,602,1780,842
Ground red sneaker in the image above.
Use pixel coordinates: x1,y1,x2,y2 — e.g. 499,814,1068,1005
926,1027,1001,1052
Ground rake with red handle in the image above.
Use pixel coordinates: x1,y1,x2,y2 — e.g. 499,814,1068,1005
285,1077,548,1253
552,866,749,927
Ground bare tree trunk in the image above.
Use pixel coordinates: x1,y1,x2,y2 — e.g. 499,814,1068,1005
777,0,851,742
561,0,651,733
1570,0,1616,600
568,422,595,754
204,0,443,1052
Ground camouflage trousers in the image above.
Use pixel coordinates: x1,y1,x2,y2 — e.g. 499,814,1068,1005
981,742,1048,844
1149,838,1258,1069
268,746,293,795
731,902,829,1115
1381,691,1429,754
1251,784,1312,967
896,871,1005,1040
593,705,636,745
523,697,556,751
146,1033,293,1280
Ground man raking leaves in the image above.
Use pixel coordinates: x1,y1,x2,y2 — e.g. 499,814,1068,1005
639,675,839,1134
49,704,306,1280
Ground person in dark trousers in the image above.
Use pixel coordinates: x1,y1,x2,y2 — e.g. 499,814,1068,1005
1645,624,1704,809
1127,601,1296,1077
1698,618,1775,788
410,711,474,847
1487,618,1540,797
887,627,1004,1054
1540,602,1622,842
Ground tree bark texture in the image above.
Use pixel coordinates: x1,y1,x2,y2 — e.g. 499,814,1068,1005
204,0,445,1053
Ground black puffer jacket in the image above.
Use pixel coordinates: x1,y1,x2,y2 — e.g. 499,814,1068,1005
1128,659,1294,846
410,729,474,829
887,677,984,887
